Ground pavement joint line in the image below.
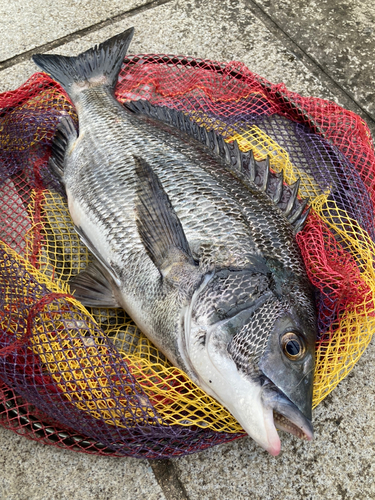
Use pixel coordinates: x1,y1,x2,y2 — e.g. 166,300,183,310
149,459,190,500
244,0,375,132
0,0,173,72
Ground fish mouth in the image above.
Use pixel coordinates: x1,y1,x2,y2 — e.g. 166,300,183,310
262,382,314,456
273,411,312,440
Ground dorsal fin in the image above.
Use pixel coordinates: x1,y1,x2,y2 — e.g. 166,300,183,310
125,100,310,233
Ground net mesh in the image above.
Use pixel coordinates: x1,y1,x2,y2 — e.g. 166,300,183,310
0,54,374,458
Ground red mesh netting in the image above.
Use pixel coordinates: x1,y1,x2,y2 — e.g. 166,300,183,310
0,54,374,458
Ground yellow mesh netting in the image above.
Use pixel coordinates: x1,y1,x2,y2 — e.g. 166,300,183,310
229,123,375,407
1,99,374,432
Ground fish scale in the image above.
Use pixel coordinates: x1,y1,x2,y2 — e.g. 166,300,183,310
75,89,303,274
33,28,317,456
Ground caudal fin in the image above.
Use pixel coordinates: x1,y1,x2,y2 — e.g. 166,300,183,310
32,27,134,100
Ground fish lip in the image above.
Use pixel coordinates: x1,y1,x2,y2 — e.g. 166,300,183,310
261,382,314,445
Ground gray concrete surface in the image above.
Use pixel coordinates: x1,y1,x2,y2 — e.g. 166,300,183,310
0,0,374,499
0,0,150,60
0,0,335,98
253,0,375,123
0,427,166,500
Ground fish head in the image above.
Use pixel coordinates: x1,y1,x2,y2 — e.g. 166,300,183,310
184,266,317,456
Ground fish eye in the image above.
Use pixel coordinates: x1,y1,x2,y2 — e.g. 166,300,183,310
281,332,306,360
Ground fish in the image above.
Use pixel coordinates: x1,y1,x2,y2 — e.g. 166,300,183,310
32,27,317,456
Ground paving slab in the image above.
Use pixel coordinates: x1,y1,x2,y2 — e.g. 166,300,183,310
0,0,335,101
0,0,374,499
0,0,151,61
252,0,375,125
0,426,166,500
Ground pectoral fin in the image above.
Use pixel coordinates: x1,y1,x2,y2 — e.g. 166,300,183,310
134,156,200,286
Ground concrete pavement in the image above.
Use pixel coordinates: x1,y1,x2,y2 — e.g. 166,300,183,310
0,1,374,498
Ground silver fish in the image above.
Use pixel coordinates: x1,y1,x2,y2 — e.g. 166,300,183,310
32,28,317,455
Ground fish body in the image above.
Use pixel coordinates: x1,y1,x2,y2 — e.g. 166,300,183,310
33,28,317,455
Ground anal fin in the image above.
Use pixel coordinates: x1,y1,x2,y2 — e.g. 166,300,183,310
69,261,121,308
49,115,77,182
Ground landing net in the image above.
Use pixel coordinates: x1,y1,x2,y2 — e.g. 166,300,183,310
0,54,374,458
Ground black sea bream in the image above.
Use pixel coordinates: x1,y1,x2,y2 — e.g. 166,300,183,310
33,28,317,455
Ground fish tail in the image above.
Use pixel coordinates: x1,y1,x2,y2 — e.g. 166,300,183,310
32,27,134,100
